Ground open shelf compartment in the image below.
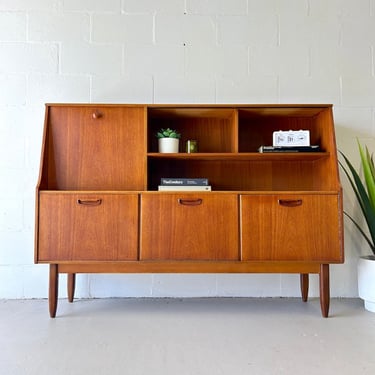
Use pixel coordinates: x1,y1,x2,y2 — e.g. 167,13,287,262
147,106,237,153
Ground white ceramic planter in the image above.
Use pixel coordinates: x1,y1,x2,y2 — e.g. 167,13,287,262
358,255,375,312
158,138,179,153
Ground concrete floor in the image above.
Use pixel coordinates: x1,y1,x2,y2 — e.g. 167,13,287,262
0,298,374,375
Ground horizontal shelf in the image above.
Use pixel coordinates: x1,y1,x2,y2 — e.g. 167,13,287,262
147,152,330,161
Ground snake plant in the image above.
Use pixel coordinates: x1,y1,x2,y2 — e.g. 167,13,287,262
339,141,375,255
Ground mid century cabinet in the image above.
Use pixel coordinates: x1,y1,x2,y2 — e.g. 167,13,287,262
35,104,344,317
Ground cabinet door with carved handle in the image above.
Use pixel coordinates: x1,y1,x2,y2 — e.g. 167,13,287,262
37,192,139,261
140,193,239,260
240,194,343,262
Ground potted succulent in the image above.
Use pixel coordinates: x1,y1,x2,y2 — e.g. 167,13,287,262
340,141,375,312
156,128,181,153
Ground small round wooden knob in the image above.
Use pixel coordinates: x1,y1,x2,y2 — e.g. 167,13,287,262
92,110,103,119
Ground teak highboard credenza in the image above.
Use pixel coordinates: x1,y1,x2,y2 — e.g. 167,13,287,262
35,104,344,317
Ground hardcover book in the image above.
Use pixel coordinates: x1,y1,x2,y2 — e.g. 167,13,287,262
160,178,209,186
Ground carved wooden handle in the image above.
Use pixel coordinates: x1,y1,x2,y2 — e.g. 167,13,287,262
178,198,203,206
278,199,302,207
77,199,102,206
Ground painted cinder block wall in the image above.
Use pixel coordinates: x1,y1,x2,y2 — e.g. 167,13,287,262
1,0,374,299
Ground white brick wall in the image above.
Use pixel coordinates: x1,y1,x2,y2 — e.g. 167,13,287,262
0,75,26,105
154,74,215,103
123,0,184,14
0,0,60,12
92,14,153,43
1,0,374,299
91,75,153,103
125,44,185,75
187,0,248,15
63,0,121,12
28,12,90,42
0,12,27,41
156,14,216,44
0,43,58,73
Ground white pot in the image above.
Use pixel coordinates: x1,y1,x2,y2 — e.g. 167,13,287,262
158,138,179,153
358,255,375,312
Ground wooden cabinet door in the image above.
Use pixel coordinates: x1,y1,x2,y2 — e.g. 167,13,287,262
140,194,239,260
240,194,343,262
46,106,146,190
37,193,139,261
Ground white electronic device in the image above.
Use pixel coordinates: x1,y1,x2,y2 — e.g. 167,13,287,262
273,130,310,147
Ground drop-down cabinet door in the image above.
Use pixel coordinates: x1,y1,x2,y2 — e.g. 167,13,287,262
140,193,239,261
240,194,343,262
37,192,139,262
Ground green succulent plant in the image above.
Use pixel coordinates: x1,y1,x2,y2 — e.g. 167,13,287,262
156,128,181,139
339,140,375,255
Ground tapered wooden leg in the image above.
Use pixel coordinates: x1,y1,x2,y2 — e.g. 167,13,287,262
67,273,76,303
49,264,59,318
300,273,309,302
319,264,330,318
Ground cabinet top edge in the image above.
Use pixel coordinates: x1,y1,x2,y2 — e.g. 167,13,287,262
44,103,333,109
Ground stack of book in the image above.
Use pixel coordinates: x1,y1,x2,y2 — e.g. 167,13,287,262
258,145,321,153
158,178,211,191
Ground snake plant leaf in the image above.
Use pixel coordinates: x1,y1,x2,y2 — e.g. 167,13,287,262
344,212,375,252
339,151,369,213
358,141,375,210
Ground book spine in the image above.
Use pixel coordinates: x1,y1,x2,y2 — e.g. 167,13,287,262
158,185,211,191
160,178,209,186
